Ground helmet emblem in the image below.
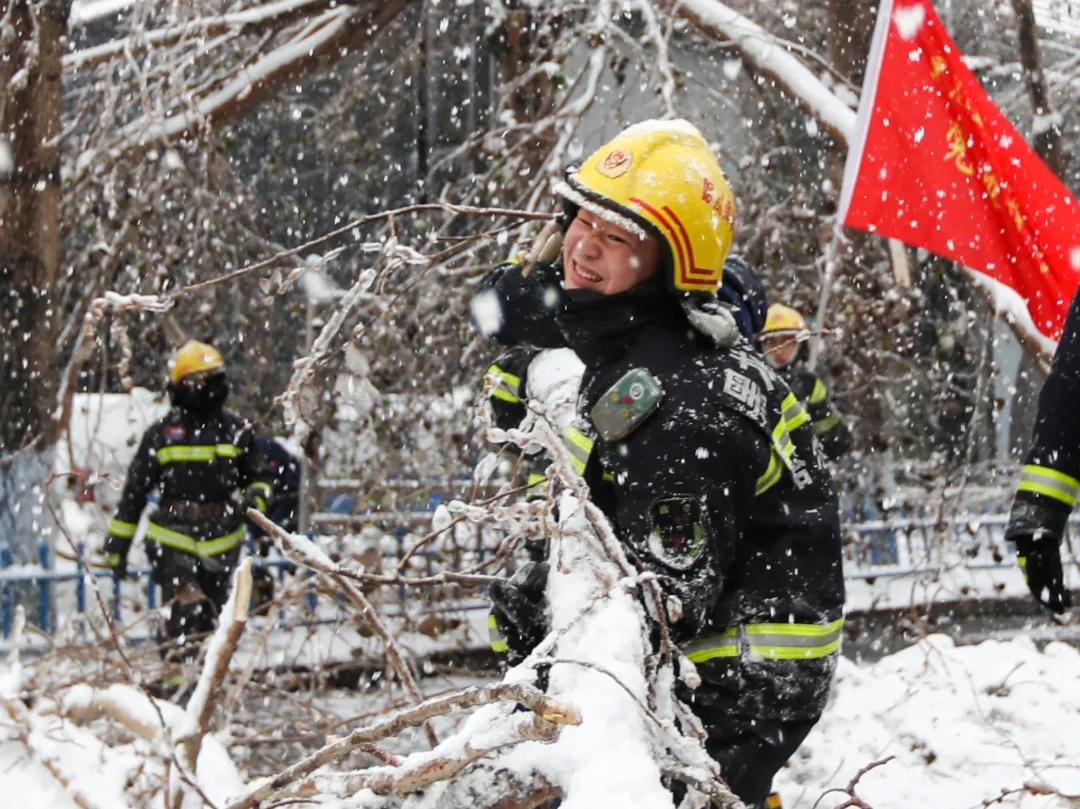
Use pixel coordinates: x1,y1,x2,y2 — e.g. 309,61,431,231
597,148,632,178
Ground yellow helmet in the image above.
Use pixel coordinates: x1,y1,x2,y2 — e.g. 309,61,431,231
169,340,224,385
761,304,809,339
555,119,736,294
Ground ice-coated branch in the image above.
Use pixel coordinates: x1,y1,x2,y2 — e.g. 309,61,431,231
180,559,254,768
292,711,560,800
248,510,436,746
222,681,578,809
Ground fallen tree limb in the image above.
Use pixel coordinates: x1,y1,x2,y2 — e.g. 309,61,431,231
223,681,578,809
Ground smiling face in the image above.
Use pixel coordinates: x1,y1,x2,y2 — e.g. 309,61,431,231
562,208,661,295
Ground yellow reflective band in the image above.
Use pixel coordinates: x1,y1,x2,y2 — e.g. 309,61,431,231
145,523,246,556
562,426,594,475
108,518,138,539
746,617,845,660
602,471,616,482
771,419,795,465
809,378,828,404
488,364,522,404
755,451,783,496
1017,464,1080,507
813,411,842,436
156,444,242,464
781,393,810,432
107,553,123,567
683,628,739,663
488,613,509,653
248,481,273,498
526,473,548,489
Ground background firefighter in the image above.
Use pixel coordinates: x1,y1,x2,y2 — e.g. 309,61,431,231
103,340,276,665
1004,286,1080,615
472,120,846,809
758,303,852,461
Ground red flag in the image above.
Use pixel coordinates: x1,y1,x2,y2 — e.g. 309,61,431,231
837,0,1080,342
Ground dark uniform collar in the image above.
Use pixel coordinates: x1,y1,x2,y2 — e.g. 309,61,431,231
557,274,682,367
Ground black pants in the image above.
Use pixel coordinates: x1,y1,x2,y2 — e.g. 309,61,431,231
149,540,239,662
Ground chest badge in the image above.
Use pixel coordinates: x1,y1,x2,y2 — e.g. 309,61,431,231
590,367,664,442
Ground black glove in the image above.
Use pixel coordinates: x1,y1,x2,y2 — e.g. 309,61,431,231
1013,535,1072,614
107,551,128,582
489,561,549,664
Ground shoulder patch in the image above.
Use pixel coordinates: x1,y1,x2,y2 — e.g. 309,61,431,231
590,367,664,442
163,425,186,441
646,497,707,571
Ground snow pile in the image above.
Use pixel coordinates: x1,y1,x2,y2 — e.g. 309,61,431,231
778,634,1080,808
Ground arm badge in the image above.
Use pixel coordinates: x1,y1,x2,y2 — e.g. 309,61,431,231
589,367,664,442
646,496,707,570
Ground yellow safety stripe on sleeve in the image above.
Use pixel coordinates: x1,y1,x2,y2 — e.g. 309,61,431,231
108,518,138,539
247,481,273,498
1017,464,1080,507
755,450,783,496
526,473,548,489
156,444,243,464
488,364,522,404
488,613,509,653
746,617,845,660
781,393,810,432
683,628,739,663
107,553,123,567
683,618,845,664
771,417,795,467
813,411,842,436
562,426,594,476
145,523,246,556
809,377,828,404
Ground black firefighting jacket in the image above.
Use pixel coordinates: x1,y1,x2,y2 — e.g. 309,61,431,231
104,407,273,563
781,367,852,461
1006,288,1080,544
477,261,846,720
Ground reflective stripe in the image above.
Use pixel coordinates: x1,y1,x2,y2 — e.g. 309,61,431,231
771,418,795,466
813,411,842,436
683,628,739,663
488,613,509,653
107,553,123,567
145,523,245,556
755,450,783,496
746,617,845,660
781,393,810,433
156,444,243,464
488,364,522,404
809,378,828,404
1017,464,1080,507
108,518,138,539
562,426,594,475
526,473,548,489
683,618,844,663
247,481,273,498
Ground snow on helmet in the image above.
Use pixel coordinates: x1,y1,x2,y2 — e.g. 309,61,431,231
761,303,809,339
554,119,736,294
169,340,224,385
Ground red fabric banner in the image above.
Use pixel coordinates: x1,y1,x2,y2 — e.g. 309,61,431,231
837,0,1080,341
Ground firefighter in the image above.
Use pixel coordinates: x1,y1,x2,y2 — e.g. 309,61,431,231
104,340,275,662
472,120,845,809
758,303,852,461
1004,288,1080,615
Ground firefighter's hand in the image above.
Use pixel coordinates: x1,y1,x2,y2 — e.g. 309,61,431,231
489,561,549,663
1014,535,1072,614
107,552,128,582
242,487,270,515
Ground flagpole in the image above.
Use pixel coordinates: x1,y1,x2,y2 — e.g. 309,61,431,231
808,227,842,373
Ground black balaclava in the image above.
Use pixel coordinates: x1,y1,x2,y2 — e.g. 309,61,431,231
169,370,229,414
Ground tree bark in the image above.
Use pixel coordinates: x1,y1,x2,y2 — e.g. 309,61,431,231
0,0,68,452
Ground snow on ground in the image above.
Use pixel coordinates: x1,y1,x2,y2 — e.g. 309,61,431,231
2,633,1078,807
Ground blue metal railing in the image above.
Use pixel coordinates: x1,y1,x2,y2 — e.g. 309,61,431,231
3,505,1075,641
